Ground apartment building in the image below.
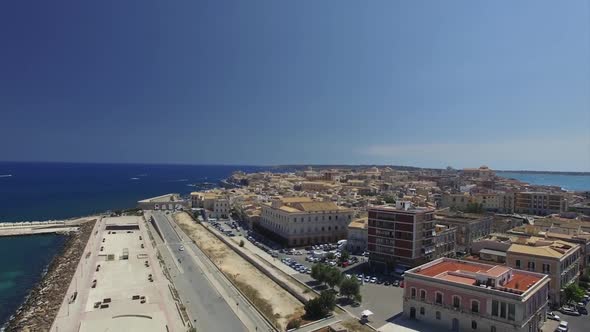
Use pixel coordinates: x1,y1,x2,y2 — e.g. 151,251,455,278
347,217,368,254
367,202,436,272
258,197,354,247
434,224,457,259
514,192,568,216
404,258,550,332
506,238,581,306
435,212,493,252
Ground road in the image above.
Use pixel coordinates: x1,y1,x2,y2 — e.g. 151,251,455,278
150,211,247,332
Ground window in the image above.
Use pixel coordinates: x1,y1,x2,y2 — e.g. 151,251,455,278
436,311,441,320
420,307,425,315
542,263,550,274
435,292,443,305
472,321,477,330
528,261,535,271
492,300,498,316
500,302,506,318
420,290,426,301
508,303,515,321
491,327,496,332
471,300,479,313
453,295,461,308
515,260,521,268
411,288,416,299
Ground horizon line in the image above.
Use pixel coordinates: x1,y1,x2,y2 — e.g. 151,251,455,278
0,160,589,174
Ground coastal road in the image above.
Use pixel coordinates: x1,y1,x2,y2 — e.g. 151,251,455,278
150,211,273,332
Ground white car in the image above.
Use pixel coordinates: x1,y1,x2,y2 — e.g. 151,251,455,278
370,277,377,283
547,311,560,321
557,321,568,332
179,246,185,251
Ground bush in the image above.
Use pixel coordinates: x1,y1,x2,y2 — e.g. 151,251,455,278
340,277,361,300
286,318,301,330
239,240,245,247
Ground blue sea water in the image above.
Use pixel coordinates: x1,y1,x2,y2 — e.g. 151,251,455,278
0,162,281,326
0,234,67,326
499,171,590,191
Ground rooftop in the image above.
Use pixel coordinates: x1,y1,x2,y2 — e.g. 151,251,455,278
508,238,578,259
410,258,545,294
349,217,368,229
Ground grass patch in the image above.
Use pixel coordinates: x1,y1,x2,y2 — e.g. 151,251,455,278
226,273,280,329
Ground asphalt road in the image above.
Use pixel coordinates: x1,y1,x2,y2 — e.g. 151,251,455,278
151,211,247,332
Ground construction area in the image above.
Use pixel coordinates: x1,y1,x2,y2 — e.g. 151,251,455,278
173,212,305,330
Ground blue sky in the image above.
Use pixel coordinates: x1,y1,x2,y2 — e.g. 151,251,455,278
1,1,589,171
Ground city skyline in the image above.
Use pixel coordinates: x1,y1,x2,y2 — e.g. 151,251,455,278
1,1,589,171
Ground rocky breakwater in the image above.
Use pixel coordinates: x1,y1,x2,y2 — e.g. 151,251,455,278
4,220,96,332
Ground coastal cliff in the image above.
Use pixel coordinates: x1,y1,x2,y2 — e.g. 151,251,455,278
4,220,96,332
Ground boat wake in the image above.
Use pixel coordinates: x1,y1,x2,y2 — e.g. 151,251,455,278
0,174,12,178
130,177,140,180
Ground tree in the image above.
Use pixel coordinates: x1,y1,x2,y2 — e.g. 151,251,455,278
304,291,336,319
239,240,244,247
311,264,328,285
338,250,350,263
383,195,396,204
564,284,585,304
325,268,343,289
339,277,361,300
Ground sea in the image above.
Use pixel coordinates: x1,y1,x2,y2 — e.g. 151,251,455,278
498,171,590,192
0,161,282,326
0,163,589,326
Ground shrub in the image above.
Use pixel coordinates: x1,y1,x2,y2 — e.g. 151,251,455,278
239,240,245,247
286,318,301,330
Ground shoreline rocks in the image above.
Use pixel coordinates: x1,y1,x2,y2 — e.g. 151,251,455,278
4,220,96,332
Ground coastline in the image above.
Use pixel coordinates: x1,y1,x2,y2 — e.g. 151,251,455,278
3,220,96,332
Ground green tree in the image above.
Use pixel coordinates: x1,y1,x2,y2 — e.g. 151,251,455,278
325,268,343,289
311,264,328,285
338,250,350,263
339,277,361,300
239,240,245,247
353,292,362,304
383,196,396,204
564,284,585,304
304,291,336,319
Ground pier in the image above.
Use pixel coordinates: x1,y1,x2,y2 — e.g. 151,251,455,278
0,217,97,237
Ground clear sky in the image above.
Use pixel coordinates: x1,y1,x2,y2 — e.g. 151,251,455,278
1,1,589,171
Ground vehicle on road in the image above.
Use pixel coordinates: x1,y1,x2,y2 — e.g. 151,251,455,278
578,306,588,315
557,321,568,332
179,245,185,251
547,311,560,321
559,307,581,316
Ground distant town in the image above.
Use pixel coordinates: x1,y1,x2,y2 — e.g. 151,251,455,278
4,165,590,332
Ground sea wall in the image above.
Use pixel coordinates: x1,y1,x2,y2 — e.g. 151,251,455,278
4,220,96,332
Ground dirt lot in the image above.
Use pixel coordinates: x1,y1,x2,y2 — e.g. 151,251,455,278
174,212,303,330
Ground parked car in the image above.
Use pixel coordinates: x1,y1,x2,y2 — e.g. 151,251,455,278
370,277,377,283
547,311,560,321
578,306,588,315
557,321,568,332
559,307,581,316
392,280,400,287
384,280,391,286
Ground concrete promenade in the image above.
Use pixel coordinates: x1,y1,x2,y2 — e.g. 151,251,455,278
0,217,97,237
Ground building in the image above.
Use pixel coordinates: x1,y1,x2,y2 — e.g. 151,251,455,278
435,212,493,252
514,192,568,216
191,191,230,219
347,217,368,254
258,197,354,247
367,201,436,272
137,193,188,211
506,237,581,306
461,165,495,180
404,258,550,332
434,224,457,259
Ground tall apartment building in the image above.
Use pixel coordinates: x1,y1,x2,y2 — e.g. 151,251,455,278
258,197,353,247
514,192,568,216
506,238,581,306
367,202,436,272
435,212,493,252
404,258,550,332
